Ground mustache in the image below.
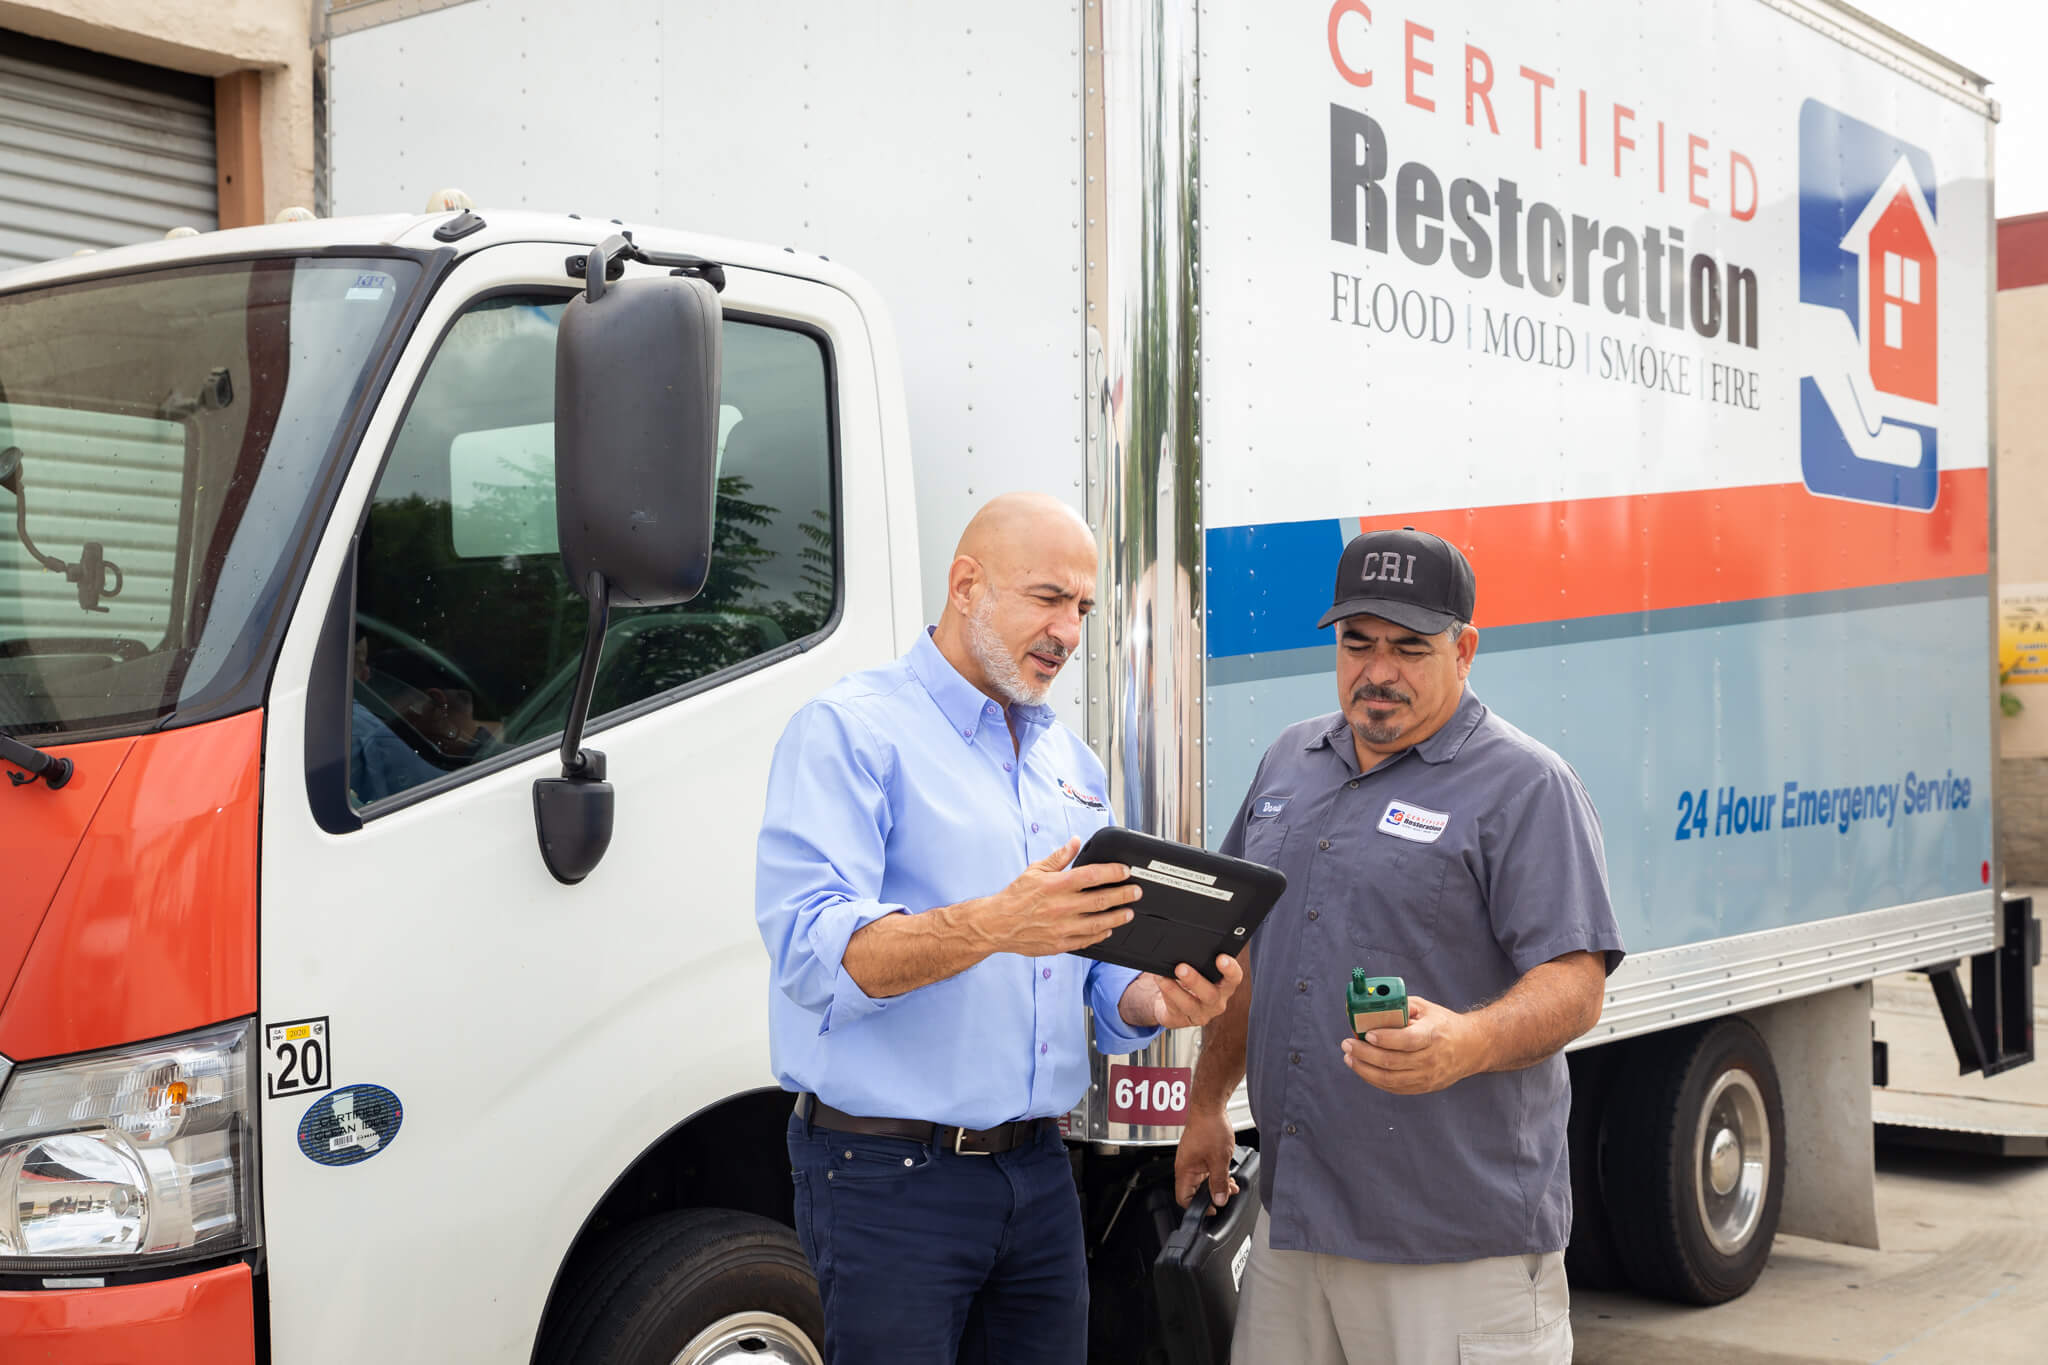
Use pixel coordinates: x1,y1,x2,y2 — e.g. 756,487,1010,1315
1026,638,1071,662
1351,684,1411,705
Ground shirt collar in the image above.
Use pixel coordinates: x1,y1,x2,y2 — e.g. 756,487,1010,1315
906,627,1057,744
1304,687,1487,769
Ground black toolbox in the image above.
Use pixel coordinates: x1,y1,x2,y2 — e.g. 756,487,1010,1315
1149,1147,1261,1365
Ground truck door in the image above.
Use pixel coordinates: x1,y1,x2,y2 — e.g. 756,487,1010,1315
254,241,893,1362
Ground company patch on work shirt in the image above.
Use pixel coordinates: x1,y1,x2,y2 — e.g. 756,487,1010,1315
1060,778,1107,810
1377,800,1448,843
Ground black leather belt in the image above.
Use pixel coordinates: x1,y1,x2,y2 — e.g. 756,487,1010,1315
794,1093,1054,1156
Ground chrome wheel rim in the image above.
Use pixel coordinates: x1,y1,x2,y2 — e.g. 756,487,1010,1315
1693,1067,1770,1256
669,1311,823,1365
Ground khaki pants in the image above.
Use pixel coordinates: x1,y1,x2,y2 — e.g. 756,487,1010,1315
1231,1209,1573,1364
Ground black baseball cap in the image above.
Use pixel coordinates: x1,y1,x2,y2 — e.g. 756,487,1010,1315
1316,527,1476,634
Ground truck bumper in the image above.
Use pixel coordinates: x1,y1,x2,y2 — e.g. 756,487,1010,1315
0,1263,255,1364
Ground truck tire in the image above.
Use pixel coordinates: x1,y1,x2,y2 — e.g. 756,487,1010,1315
538,1208,824,1365
1599,1018,1785,1305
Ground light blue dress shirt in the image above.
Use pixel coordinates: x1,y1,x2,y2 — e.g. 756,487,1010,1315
756,629,1159,1129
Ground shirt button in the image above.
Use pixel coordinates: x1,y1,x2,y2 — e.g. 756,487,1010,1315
1284,1123,1299,1135
1040,1043,1049,1054
1043,968,1053,979
1296,980,1307,993
962,729,972,740
1004,762,1013,772
1290,1051,1302,1065
1319,839,1331,851
1307,909,1319,921
1347,780,1359,790
1031,822,1040,833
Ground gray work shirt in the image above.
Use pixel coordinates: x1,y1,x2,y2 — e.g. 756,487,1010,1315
1221,688,1624,1264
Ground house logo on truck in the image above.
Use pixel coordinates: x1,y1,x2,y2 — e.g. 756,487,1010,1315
1797,100,1940,511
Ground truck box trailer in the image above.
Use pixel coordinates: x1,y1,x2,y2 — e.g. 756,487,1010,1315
0,0,2031,1360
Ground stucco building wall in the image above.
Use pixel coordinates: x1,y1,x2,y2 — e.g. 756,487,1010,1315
1997,213,2048,881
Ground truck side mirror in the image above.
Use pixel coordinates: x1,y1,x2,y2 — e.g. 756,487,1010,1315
534,256,723,885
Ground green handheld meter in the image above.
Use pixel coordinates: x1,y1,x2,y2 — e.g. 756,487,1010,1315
1348,967,1409,1036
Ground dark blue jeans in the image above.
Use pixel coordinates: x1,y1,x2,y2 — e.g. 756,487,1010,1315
786,1113,1088,1364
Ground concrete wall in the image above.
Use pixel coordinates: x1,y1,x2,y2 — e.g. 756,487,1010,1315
0,0,314,222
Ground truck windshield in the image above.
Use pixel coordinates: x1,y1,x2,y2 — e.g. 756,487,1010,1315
0,255,421,741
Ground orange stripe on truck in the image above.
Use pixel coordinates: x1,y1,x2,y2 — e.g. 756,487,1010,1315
1358,469,1988,630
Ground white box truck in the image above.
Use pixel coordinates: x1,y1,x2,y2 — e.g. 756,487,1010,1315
0,0,2031,1360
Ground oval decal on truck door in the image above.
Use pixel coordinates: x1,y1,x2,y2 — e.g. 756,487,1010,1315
297,1084,403,1167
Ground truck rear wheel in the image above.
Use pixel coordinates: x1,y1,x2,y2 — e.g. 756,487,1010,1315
1599,1018,1785,1305
539,1208,824,1365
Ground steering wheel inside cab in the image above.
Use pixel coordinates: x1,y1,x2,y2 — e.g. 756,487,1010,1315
351,614,502,768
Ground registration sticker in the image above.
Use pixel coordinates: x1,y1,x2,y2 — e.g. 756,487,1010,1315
263,1016,332,1100
296,1084,404,1168
344,272,392,301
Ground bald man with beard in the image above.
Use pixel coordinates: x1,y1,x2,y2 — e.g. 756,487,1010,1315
755,492,1245,1365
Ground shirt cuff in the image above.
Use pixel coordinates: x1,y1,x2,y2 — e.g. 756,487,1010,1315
1508,933,1628,978
805,899,905,1033
1087,960,1163,1056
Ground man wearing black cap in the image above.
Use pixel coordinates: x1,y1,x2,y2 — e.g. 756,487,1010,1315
1174,528,1624,1363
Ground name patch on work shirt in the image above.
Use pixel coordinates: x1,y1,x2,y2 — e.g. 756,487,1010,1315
1251,795,1289,820
1378,800,1449,843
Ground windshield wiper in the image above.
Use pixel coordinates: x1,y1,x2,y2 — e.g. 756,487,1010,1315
1,733,72,789
0,446,123,613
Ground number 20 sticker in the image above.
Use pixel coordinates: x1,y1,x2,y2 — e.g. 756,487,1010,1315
264,1016,333,1100
1106,1064,1189,1125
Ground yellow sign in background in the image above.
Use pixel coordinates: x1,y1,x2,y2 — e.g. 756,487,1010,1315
2001,583,2048,685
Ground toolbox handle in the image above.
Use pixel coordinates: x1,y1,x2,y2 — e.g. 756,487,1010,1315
1167,1179,1235,1254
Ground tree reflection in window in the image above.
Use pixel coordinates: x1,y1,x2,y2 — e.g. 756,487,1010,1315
349,299,835,807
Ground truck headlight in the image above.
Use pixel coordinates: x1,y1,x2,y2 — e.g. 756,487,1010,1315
0,1019,258,1270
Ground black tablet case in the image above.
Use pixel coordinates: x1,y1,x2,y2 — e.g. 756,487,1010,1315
1072,828,1285,982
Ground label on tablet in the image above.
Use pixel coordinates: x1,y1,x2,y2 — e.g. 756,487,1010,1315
1128,865,1234,900
1147,858,1218,886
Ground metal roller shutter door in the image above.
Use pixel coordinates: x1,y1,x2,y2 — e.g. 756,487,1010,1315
0,33,217,271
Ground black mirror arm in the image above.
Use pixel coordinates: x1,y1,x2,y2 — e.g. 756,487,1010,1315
532,570,616,885
557,570,610,778
565,235,726,299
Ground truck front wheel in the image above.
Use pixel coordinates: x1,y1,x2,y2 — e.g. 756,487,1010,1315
1599,1017,1786,1305
539,1208,824,1365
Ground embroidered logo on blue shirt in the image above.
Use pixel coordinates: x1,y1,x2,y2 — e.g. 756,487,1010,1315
1059,779,1107,811
1251,795,1290,820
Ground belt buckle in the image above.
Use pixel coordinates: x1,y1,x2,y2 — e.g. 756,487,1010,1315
952,1125,996,1156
